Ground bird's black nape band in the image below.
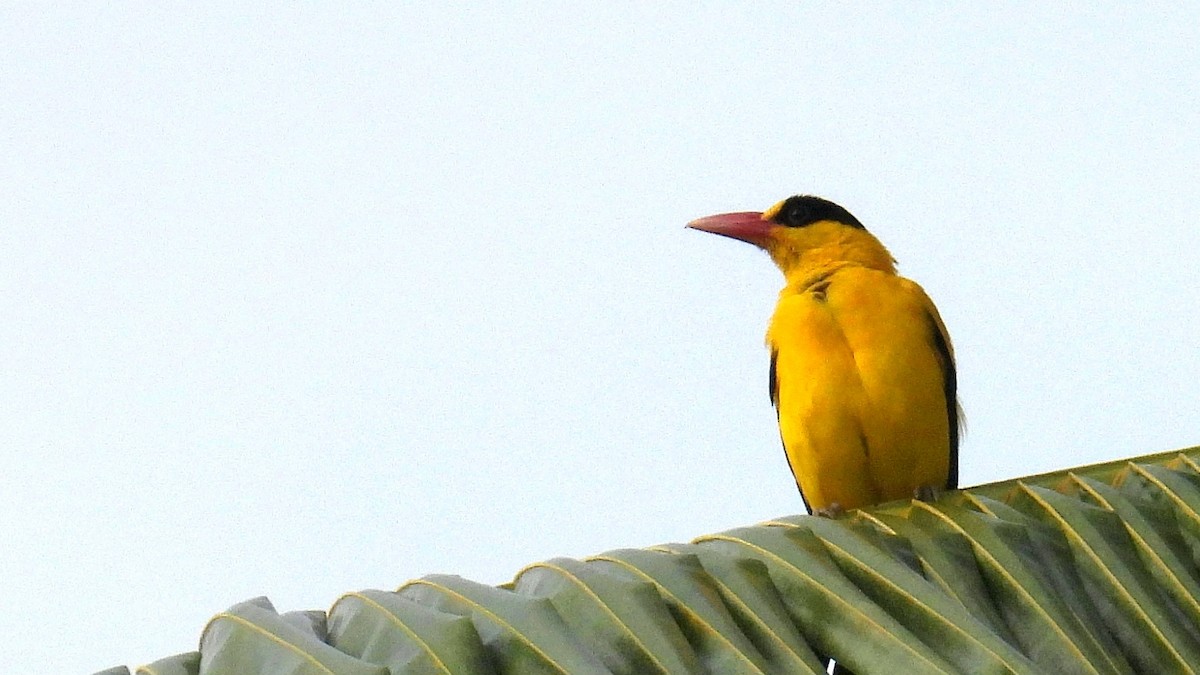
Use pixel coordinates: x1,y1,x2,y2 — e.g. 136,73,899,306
770,195,865,230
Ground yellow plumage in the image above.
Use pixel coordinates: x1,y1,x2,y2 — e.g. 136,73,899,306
689,196,958,514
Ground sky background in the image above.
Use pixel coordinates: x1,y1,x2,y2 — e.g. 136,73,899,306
3,4,1199,672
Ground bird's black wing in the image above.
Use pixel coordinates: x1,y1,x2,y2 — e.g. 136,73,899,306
769,347,780,409
769,347,815,512
925,309,959,489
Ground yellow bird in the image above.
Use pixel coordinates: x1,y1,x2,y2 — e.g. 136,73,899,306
688,195,959,515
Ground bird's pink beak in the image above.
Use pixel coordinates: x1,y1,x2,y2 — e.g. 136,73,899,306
686,211,772,248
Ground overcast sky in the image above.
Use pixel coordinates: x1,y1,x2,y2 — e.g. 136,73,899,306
4,4,1200,672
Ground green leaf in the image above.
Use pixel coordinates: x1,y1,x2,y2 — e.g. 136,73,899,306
1009,485,1200,673
669,542,827,674
693,525,959,674
327,589,494,674
398,575,610,674
928,500,1133,675
513,556,702,674
1072,474,1200,632
199,597,385,675
133,652,199,675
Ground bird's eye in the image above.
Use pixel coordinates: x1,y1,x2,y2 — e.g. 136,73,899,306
784,203,811,226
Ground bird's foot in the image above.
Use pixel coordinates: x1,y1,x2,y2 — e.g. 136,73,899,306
914,485,943,503
814,502,846,518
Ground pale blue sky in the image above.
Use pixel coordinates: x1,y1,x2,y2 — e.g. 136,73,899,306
3,4,1199,672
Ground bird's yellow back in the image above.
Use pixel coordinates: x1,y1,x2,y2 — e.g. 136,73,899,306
689,196,958,514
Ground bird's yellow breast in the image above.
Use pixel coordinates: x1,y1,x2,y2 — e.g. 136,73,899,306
767,266,952,511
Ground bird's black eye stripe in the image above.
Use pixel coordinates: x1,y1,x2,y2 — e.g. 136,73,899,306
771,195,866,230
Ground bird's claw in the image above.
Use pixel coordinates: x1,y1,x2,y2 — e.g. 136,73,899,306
914,485,941,502
814,502,846,518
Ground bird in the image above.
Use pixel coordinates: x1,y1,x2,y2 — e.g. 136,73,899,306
687,195,958,515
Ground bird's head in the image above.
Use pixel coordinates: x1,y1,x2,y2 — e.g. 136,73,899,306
687,195,895,275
